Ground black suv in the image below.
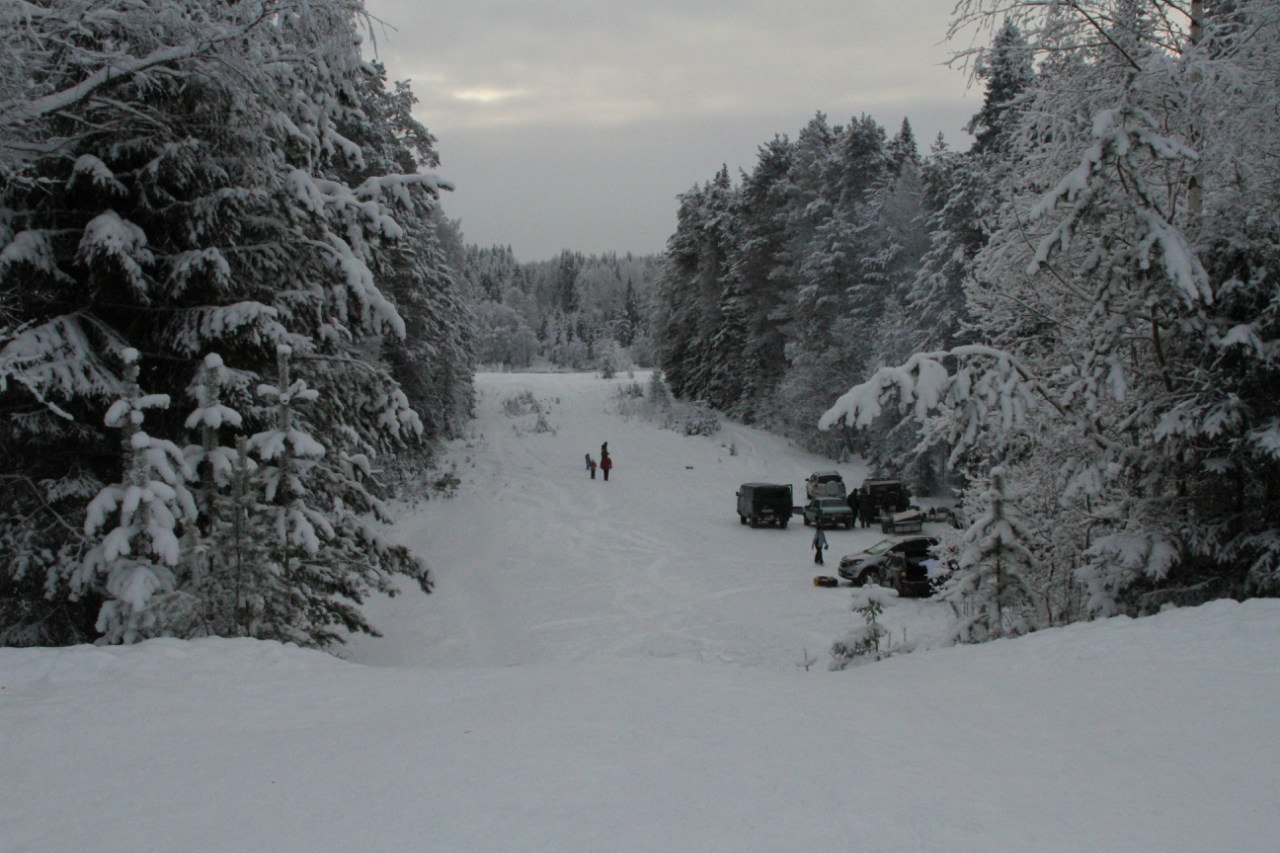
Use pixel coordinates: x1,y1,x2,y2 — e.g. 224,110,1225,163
736,483,793,529
858,478,912,514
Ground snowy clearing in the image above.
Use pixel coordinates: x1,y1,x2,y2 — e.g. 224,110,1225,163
3,372,1278,852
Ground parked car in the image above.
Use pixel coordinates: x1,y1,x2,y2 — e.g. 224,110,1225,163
837,535,939,587
802,497,856,529
858,478,912,515
805,471,847,501
736,482,793,529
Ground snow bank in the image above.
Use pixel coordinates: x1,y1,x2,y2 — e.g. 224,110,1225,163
3,600,1277,852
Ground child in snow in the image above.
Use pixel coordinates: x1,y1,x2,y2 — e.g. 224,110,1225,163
812,524,828,566
585,453,596,479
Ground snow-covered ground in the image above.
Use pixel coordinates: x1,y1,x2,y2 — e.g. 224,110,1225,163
3,371,1278,852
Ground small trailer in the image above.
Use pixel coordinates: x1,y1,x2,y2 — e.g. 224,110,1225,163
881,508,924,534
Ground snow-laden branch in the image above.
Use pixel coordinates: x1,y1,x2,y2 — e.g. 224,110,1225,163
0,2,279,128
818,344,1118,463
1026,105,1212,306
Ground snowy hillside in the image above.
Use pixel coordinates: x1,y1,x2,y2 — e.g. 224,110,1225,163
3,372,1278,852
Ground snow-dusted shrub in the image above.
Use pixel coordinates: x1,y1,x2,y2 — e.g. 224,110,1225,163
617,381,645,400
599,341,628,379
501,390,542,417
830,585,898,669
682,406,720,437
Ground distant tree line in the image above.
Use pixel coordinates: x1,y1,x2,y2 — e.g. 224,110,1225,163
658,0,1280,636
463,246,661,372
0,0,475,647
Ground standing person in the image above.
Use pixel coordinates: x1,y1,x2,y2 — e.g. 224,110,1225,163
859,497,876,529
847,490,860,521
600,452,613,481
585,453,596,479
812,522,828,566
601,441,608,461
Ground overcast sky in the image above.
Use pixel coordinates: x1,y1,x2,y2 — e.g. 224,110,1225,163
361,1,979,261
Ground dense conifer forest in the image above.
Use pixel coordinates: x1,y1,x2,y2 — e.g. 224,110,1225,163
653,1,1280,635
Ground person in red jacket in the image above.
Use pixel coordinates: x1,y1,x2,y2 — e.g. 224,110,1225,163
600,451,613,481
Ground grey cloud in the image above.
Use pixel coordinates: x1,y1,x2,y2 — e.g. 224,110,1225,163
363,0,977,259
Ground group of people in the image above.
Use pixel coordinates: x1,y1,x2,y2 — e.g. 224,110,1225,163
845,490,877,529
585,442,613,481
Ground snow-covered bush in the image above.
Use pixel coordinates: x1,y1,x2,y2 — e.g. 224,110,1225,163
501,390,543,417
617,381,645,400
598,341,628,379
681,404,720,437
830,585,899,669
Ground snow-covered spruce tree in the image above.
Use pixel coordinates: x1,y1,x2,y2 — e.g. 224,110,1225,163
79,349,197,643
724,136,795,426
180,352,251,636
241,346,423,645
655,167,741,410
830,584,897,669
940,466,1041,642
340,63,475,444
779,116,896,453
0,0,439,645
964,18,1036,159
655,187,703,400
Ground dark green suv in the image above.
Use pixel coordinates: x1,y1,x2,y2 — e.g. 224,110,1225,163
802,497,856,529
736,483,793,529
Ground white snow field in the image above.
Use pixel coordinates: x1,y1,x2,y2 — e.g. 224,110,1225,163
3,371,1278,852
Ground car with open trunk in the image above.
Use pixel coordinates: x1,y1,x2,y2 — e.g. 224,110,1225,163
837,535,939,588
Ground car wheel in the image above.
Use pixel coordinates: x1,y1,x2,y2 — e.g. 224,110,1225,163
859,569,881,587
749,516,759,528
739,514,746,525
803,516,810,526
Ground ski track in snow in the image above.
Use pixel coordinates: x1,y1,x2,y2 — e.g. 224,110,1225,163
345,371,952,671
